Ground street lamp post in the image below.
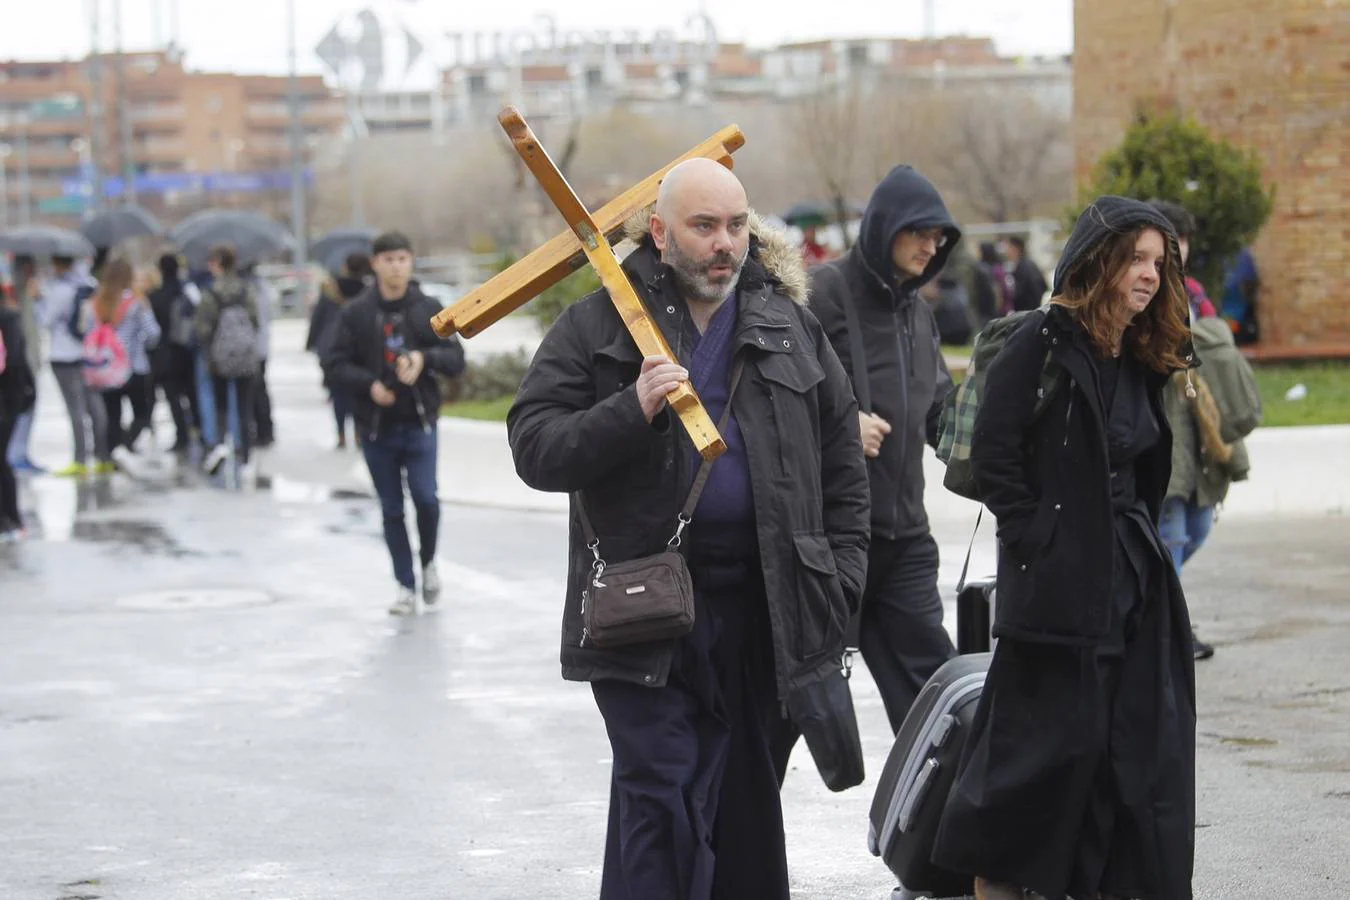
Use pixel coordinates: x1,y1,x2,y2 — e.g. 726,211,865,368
0,143,10,227
287,0,308,264
16,115,31,225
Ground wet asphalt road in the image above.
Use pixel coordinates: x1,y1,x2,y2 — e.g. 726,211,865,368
1,453,1348,899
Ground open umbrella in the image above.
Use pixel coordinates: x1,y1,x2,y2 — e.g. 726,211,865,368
169,209,297,271
79,204,163,248
309,227,375,273
0,224,96,259
781,202,833,228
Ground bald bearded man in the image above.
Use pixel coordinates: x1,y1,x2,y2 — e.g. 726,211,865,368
508,159,870,898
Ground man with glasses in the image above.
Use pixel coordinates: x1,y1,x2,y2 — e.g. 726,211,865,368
804,164,961,735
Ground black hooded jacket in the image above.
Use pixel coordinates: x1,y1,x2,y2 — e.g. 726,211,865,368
808,165,960,540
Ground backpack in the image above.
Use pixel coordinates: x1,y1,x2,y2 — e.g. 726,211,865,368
1190,316,1262,442
937,307,1062,501
207,286,260,378
81,298,134,391
66,283,96,341
167,286,197,348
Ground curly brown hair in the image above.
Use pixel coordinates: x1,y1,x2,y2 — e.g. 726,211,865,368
1052,225,1190,373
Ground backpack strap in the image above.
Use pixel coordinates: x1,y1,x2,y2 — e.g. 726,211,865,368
836,278,872,414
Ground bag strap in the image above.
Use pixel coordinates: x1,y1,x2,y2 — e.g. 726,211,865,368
955,507,983,595
838,286,871,414
578,356,746,552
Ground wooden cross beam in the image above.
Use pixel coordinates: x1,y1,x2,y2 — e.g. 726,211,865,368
431,106,747,462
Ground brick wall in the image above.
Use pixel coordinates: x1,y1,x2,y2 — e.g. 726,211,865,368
1073,0,1350,346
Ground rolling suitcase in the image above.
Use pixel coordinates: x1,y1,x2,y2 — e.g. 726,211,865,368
867,515,996,897
867,652,990,897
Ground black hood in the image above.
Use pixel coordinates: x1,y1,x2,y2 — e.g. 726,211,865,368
1053,195,1180,296
857,165,960,293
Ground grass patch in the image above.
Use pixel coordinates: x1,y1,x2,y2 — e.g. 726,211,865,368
434,362,1350,428
441,396,514,422
1251,362,1350,428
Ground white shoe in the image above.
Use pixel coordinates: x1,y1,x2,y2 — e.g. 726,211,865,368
203,443,232,476
422,562,442,606
111,445,138,474
239,461,258,490
388,585,418,617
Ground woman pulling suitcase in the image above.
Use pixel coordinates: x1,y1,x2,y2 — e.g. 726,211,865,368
931,196,1198,900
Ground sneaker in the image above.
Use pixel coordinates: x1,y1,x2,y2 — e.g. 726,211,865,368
1192,630,1215,661
203,443,232,476
12,460,46,476
111,446,138,473
422,562,442,606
52,462,88,478
238,461,258,490
0,527,28,543
389,585,418,617
92,460,116,475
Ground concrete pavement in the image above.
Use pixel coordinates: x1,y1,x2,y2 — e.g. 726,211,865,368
3,316,1348,899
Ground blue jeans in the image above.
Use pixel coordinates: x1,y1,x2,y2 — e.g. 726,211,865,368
1158,497,1215,574
361,421,440,589
195,351,243,451
5,410,34,466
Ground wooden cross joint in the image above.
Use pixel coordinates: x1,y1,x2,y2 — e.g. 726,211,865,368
430,106,747,461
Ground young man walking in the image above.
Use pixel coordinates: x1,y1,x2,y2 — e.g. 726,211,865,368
323,231,465,615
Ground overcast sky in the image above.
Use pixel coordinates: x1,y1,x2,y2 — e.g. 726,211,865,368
1,0,1073,86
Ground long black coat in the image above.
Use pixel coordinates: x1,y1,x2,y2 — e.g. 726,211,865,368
506,236,871,701
936,302,1197,899
972,304,1188,647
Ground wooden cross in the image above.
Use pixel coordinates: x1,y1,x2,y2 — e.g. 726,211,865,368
430,106,746,461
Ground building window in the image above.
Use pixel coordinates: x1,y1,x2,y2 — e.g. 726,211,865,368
467,74,487,95
848,44,868,66
586,67,603,88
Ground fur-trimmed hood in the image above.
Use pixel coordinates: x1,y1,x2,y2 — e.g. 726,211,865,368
619,206,809,306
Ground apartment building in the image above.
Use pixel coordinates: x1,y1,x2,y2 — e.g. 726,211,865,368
0,51,345,226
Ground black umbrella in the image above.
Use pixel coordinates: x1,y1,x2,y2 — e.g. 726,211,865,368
79,204,163,248
782,202,833,227
0,224,96,259
309,227,375,273
169,209,297,271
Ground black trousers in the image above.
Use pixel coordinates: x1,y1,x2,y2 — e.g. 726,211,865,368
151,348,196,447
590,561,789,900
102,373,153,453
252,359,274,446
859,531,957,733
0,415,19,527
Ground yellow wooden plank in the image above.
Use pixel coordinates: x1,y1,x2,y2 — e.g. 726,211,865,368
430,123,745,340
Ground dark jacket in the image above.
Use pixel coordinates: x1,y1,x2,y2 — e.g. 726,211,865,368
1010,256,1048,313
506,223,871,701
808,165,959,540
321,283,465,437
0,306,36,420
307,275,366,354
972,303,1182,644
976,195,1192,645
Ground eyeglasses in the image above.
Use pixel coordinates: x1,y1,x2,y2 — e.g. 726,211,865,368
909,228,949,248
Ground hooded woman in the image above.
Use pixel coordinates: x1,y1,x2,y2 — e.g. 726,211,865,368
932,196,1198,900
307,252,371,448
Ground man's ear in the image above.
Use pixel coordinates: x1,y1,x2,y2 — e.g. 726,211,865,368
650,213,668,253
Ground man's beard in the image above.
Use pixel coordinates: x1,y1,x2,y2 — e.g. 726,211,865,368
664,232,747,305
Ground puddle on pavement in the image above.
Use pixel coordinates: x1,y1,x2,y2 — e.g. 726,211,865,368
70,520,198,558
1218,735,1279,748
115,588,273,612
255,474,369,504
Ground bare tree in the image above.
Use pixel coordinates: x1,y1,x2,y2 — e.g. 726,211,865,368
926,88,1072,223
785,80,870,246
